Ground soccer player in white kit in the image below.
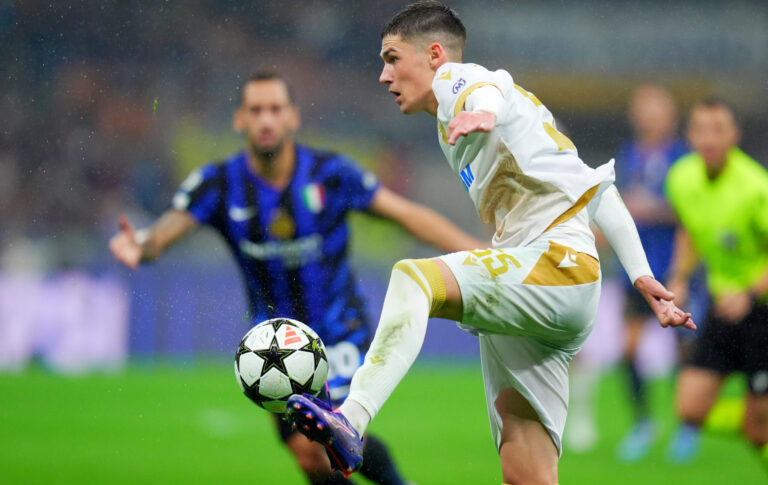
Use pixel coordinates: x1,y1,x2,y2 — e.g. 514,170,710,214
286,3,696,484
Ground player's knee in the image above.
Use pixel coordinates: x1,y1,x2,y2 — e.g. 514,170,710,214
676,395,708,425
676,402,707,425
392,259,446,317
500,459,556,485
744,423,768,449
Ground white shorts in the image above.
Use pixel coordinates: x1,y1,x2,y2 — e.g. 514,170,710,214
439,231,601,455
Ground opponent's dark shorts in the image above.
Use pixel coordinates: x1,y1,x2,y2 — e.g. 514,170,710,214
623,287,650,319
688,303,768,394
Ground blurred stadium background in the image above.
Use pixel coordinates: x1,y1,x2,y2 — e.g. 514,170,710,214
1,1,767,483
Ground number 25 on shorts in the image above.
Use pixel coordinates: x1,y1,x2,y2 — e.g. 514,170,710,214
468,249,521,278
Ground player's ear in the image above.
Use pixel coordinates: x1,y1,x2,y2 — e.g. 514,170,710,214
289,106,301,133
427,42,447,70
233,107,244,133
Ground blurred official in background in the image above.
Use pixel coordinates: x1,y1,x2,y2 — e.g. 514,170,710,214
665,98,768,466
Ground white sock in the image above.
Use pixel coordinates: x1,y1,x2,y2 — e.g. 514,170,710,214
340,259,445,436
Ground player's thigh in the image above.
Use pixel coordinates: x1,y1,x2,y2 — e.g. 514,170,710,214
480,334,572,456
676,367,725,423
743,392,768,448
438,243,601,345
496,386,558,485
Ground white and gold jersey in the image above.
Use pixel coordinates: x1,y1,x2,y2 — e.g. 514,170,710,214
432,62,615,254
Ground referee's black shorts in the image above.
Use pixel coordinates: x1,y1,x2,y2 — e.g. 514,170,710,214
688,303,768,395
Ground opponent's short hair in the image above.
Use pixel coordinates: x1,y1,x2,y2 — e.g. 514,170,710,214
382,1,466,59
243,69,296,104
691,96,738,125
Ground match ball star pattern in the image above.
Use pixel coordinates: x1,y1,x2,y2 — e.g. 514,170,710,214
235,318,329,413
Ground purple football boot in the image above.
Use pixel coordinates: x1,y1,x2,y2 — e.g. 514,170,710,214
285,393,363,477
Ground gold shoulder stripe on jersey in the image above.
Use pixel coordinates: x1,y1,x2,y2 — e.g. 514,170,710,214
513,83,543,107
543,122,576,151
522,241,599,286
453,82,502,117
438,69,452,81
545,185,599,232
438,121,449,144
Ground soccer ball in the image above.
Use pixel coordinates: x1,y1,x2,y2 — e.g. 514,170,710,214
234,318,329,413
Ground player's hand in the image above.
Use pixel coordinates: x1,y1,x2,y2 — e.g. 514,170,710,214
634,275,696,330
713,292,751,324
446,111,496,145
109,216,142,269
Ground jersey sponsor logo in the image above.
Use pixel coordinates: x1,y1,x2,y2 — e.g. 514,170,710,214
228,205,257,222
720,231,738,251
239,234,323,269
459,164,475,191
557,251,579,268
438,69,452,81
452,77,466,94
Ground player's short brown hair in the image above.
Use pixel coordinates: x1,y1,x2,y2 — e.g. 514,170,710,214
691,96,738,126
244,70,296,105
382,1,466,58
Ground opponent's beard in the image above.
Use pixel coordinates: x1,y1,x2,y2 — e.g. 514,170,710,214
250,137,284,160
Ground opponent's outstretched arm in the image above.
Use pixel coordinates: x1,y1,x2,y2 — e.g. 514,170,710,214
368,186,486,253
109,210,198,269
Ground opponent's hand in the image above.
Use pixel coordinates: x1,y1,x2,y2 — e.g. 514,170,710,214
713,292,751,324
634,275,696,330
109,216,142,269
447,111,496,145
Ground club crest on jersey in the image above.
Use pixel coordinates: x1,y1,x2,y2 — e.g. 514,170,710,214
302,183,326,213
269,208,296,240
452,78,466,94
459,164,475,192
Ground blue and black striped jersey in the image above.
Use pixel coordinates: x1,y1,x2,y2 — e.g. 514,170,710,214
172,144,380,347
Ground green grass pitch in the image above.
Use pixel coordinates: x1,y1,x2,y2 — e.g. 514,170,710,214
0,360,764,484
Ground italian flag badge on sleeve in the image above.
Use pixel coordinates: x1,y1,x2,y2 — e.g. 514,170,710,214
302,183,326,213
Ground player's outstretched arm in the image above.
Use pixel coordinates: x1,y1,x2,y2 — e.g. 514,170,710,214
369,187,486,252
109,210,197,269
588,185,695,329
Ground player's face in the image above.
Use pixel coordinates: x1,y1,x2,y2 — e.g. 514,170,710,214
235,80,300,156
687,105,739,172
379,35,439,115
629,86,677,143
